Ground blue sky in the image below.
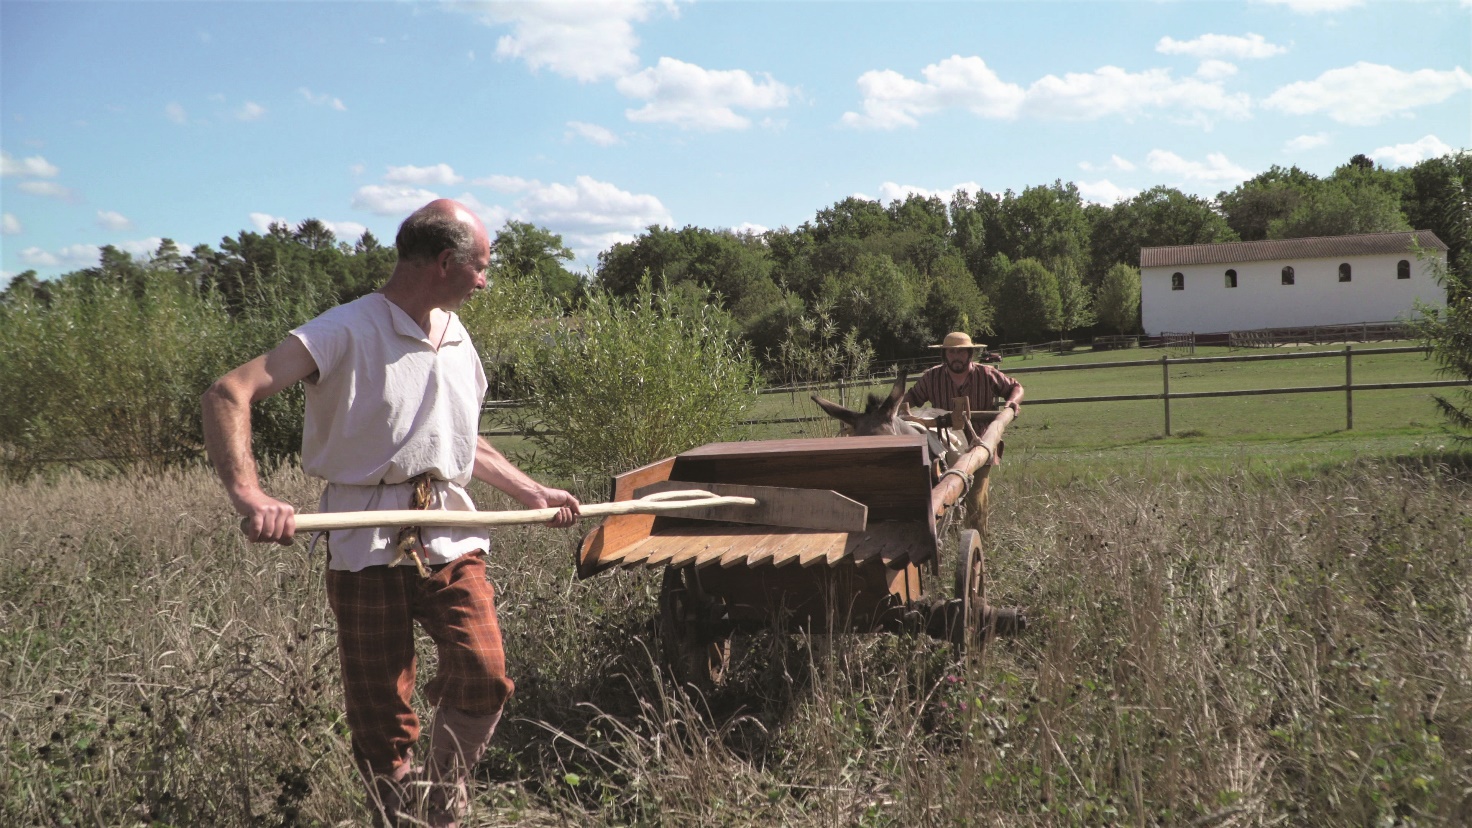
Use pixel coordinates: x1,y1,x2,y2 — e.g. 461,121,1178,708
3,0,1470,285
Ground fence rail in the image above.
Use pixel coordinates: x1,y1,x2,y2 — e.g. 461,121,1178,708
481,344,1471,437
1229,320,1410,348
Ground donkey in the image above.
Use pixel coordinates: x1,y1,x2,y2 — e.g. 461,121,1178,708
810,371,921,438
810,371,965,462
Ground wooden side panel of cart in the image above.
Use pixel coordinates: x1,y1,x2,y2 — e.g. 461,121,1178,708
579,436,937,626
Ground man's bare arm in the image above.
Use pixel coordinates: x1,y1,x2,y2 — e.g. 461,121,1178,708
1004,381,1024,414
201,336,319,544
472,437,581,528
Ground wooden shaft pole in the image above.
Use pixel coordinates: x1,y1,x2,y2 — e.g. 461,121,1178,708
931,405,1015,520
253,491,757,533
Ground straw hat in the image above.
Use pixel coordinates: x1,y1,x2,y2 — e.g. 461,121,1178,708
927,331,987,350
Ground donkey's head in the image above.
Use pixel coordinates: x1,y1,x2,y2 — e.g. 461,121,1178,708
811,372,911,437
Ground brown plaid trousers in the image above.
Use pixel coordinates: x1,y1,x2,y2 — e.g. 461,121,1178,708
325,550,515,778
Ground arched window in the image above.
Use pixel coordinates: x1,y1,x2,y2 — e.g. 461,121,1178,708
1282,266,1295,285
1171,272,1184,291
1225,269,1238,288
1398,259,1411,279
1339,263,1352,282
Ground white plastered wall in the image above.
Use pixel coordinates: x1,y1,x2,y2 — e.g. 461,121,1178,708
1141,251,1446,335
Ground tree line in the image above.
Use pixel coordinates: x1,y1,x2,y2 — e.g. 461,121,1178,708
2,151,1469,477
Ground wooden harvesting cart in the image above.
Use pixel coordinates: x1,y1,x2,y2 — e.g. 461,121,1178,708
576,406,1023,686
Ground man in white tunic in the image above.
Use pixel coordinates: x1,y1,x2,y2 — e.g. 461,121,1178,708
202,199,580,827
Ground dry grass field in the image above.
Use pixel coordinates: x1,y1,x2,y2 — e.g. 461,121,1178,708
2,441,1470,826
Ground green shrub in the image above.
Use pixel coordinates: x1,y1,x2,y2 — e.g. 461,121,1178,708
0,276,228,478
502,279,761,483
0,268,324,479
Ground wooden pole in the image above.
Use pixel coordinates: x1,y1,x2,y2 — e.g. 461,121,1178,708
1162,354,1172,437
257,490,758,533
1345,345,1353,430
931,405,1016,522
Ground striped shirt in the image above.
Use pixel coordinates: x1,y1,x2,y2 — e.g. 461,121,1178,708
903,363,1021,412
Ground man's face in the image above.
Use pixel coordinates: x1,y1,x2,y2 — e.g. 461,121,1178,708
944,347,973,373
445,242,490,308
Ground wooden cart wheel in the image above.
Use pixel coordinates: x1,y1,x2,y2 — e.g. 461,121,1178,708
657,566,731,691
952,528,989,655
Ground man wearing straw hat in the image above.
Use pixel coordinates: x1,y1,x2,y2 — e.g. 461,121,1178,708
903,331,1024,416
201,198,580,827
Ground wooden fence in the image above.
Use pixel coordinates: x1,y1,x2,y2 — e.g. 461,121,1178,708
1227,321,1410,348
482,344,1470,437
998,344,1467,436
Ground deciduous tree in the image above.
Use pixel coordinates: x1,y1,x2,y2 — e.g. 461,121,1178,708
995,257,1062,341
1095,263,1141,335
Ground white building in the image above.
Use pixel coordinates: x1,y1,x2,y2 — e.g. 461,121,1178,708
1140,231,1448,336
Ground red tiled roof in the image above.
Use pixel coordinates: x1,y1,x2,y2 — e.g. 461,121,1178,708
1140,230,1447,268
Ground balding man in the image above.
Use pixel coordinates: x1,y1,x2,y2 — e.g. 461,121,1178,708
202,199,579,827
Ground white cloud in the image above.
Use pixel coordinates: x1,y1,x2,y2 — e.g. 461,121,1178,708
1,151,59,178
1156,33,1287,60
1284,133,1330,152
466,173,671,260
352,185,444,216
118,237,165,258
17,180,74,200
1263,62,1472,125
1077,180,1140,206
165,102,187,124
298,87,347,111
384,163,464,186
2,213,21,235
1256,0,1364,13
565,120,621,146
731,222,768,236
249,212,289,232
1079,155,1137,172
19,247,60,267
842,57,1250,129
459,0,660,82
1195,60,1238,81
473,174,537,193
1371,135,1456,167
516,175,670,232
235,101,267,121
326,220,369,240
1146,149,1253,182
249,212,368,240
841,56,1024,129
617,57,792,131
20,243,101,268
1023,66,1251,121
875,181,985,204
97,210,133,231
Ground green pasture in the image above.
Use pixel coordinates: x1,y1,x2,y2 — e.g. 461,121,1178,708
743,343,1455,448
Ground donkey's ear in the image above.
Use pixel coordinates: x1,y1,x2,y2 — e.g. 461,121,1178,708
811,393,858,426
888,370,908,404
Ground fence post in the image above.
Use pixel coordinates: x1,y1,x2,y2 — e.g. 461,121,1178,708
1345,345,1353,430
1162,354,1172,437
